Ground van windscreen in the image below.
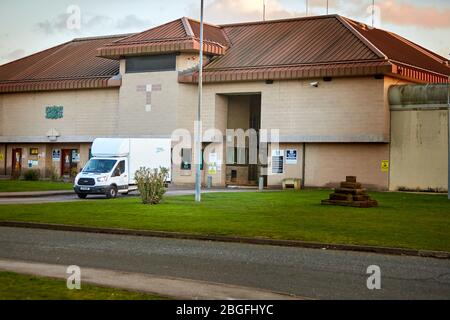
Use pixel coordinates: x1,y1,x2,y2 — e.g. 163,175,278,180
83,159,117,174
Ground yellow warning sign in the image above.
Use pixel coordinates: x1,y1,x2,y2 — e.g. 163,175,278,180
381,160,389,172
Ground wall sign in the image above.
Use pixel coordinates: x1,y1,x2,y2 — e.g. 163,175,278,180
286,149,298,165
271,149,284,174
0,153,3,161
28,160,39,168
381,160,389,172
45,106,64,119
52,149,61,161
29,148,39,156
71,150,80,163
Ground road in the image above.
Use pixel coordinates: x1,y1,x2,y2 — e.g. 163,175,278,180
0,227,449,299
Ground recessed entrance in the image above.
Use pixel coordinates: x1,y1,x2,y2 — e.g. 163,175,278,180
223,93,265,187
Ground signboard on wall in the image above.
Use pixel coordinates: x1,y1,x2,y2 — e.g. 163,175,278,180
286,149,298,165
28,160,38,168
381,160,389,172
72,150,80,163
45,106,63,119
271,149,284,174
52,149,61,161
0,153,3,161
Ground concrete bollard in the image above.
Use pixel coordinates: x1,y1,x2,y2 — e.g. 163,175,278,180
259,177,264,191
207,176,213,189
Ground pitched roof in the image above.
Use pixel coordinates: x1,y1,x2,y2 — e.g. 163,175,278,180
97,18,229,58
180,15,450,83
0,35,126,93
1,14,449,93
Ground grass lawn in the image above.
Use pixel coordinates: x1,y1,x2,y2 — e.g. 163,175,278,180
0,272,165,300
0,190,449,251
0,180,73,192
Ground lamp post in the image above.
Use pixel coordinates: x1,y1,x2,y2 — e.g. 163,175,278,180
195,0,204,202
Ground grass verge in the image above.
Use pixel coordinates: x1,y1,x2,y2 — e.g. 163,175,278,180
0,190,449,251
0,271,166,300
0,180,73,193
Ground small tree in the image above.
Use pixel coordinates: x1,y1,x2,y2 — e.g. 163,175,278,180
135,167,169,205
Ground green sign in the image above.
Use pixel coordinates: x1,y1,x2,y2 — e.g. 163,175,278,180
45,106,63,119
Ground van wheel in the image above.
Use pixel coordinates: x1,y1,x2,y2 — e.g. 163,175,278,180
77,193,88,199
106,186,118,199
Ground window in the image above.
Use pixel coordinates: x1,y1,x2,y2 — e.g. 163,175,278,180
117,160,126,175
126,55,176,73
226,147,247,165
181,148,192,170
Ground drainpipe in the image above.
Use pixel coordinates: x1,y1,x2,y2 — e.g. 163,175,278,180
302,143,306,188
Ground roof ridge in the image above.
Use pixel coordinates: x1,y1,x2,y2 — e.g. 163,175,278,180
72,33,134,42
336,16,387,60
219,14,338,28
111,18,186,44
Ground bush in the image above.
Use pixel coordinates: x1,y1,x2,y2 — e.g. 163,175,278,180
23,169,40,181
135,167,169,205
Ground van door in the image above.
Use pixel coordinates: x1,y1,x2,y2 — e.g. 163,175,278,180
111,160,128,192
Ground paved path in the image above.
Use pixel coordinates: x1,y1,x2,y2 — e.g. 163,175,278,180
0,188,257,204
0,259,297,300
0,227,449,299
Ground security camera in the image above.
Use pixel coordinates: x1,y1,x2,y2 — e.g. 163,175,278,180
310,81,319,88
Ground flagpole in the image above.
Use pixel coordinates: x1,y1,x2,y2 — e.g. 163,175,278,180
195,0,204,202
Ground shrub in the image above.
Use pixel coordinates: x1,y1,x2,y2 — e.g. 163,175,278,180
135,167,169,205
23,169,40,181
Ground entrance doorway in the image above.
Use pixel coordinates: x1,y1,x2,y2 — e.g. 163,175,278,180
11,148,22,178
224,93,265,186
61,149,78,177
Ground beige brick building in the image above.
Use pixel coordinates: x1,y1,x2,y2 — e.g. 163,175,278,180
0,15,449,190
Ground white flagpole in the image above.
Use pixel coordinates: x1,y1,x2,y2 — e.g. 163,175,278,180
195,0,204,202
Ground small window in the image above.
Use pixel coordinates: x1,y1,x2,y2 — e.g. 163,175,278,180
113,160,126,177
118,161,126,175
126,55,176,73
181,148,192,170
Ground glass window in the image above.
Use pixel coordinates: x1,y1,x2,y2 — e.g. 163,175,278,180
181,148,192,170
82,159,117,174
126,55,176,73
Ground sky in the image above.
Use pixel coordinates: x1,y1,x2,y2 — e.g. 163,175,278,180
0,0,449,65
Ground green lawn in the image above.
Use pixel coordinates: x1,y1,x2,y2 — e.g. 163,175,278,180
0,190,449,251
0,272,165,300
0,180,73,192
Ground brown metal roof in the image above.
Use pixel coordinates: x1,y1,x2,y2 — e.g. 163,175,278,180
1,14,449,93
207,15,381,70
183,15,450,83
343,17,450,77
0,35,125,93
97,18,229,59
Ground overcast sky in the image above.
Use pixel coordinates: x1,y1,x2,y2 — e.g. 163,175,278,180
0,0,449,65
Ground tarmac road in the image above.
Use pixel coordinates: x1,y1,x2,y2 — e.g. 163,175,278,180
0,227,449,300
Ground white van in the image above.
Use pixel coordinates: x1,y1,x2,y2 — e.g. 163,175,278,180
74,138,171,199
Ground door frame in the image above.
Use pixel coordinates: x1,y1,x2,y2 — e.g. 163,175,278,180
11,148,22,177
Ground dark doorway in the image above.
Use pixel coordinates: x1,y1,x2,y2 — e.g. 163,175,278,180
61,149,78,177
11,148,22,178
